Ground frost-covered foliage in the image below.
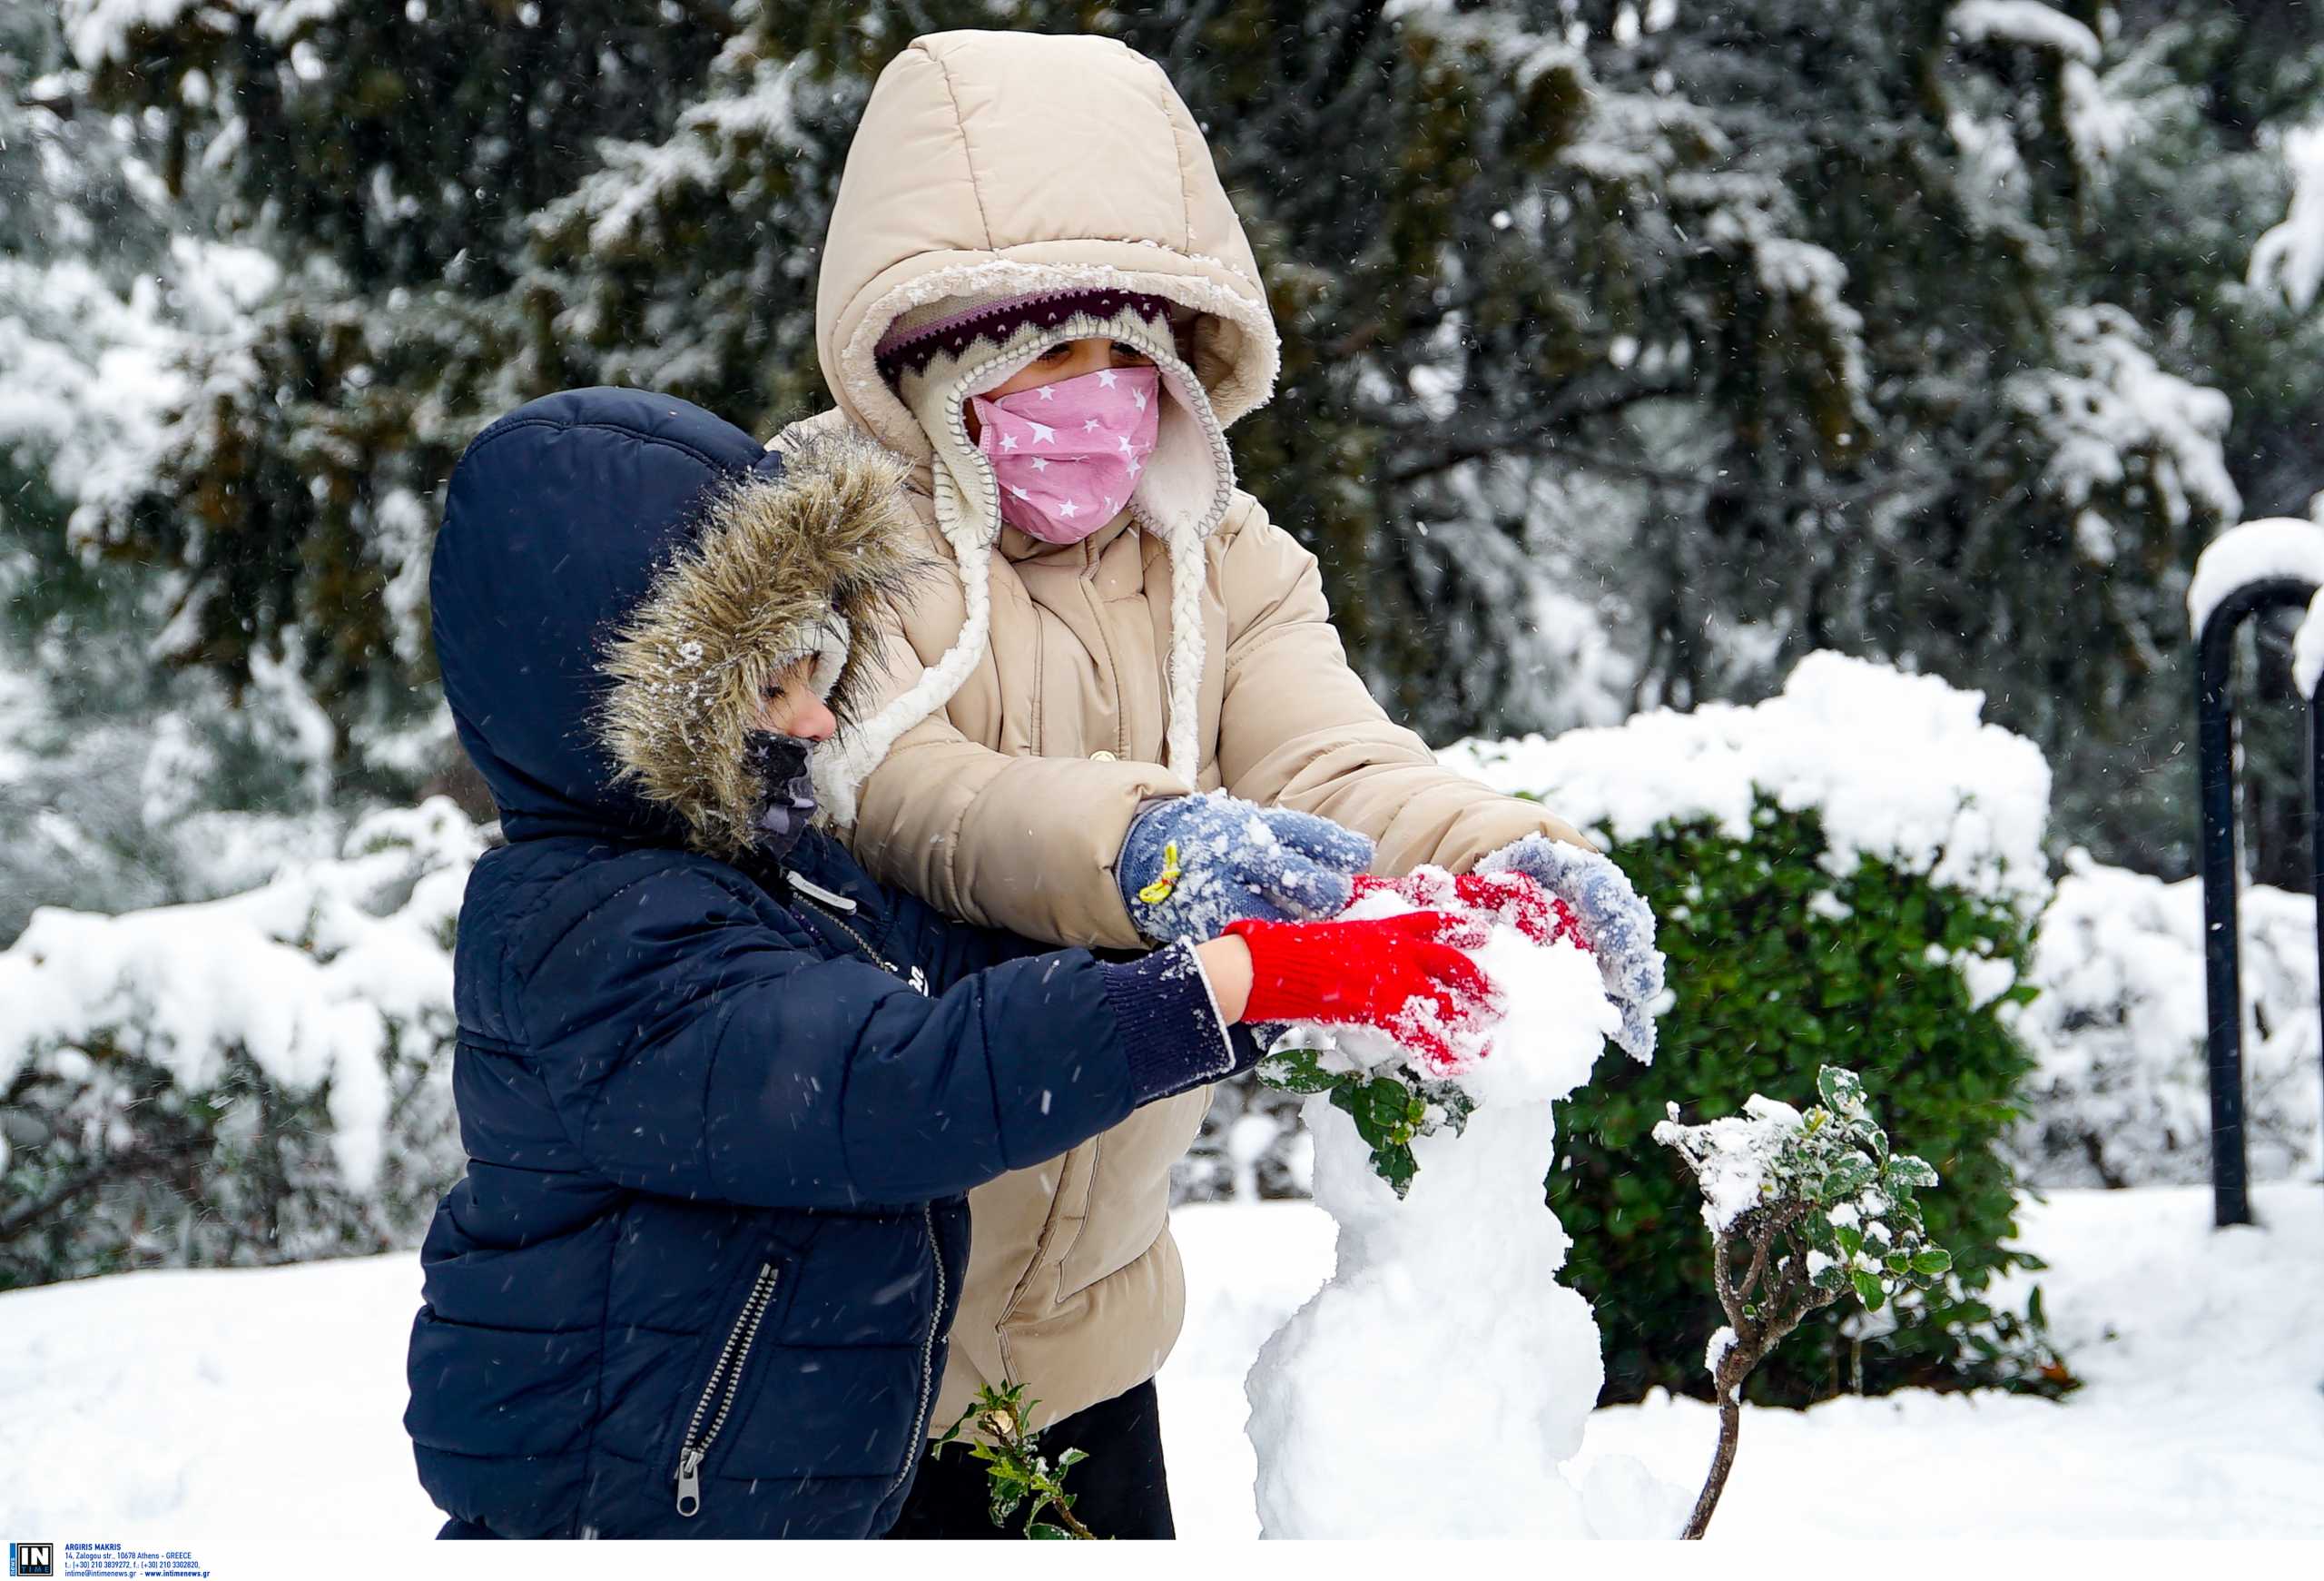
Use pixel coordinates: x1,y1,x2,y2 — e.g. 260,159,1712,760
1657,1069,1955,1309
2009,851,2323,1191
1656,1065,1959,1537
0,800,480,1290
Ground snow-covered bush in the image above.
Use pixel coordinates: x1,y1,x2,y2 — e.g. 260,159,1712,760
2009,852,2322,1189
0,800,479,1290
1438,652,2057,1404
1656,1065,1958,1537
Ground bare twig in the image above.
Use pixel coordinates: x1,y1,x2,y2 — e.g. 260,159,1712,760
1682,1204,1843,1539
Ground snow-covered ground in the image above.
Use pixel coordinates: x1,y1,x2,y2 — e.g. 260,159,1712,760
2,1184,2319,1540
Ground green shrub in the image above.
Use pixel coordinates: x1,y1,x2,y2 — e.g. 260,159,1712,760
1549,796,2063,1405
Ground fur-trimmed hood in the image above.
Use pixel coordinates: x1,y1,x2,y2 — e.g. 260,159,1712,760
432,388,920,857
597,430,921,858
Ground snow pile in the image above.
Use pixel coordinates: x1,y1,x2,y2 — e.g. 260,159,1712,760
1443,649,2053,911
2186,517,2324,636
1243,873,1687,1537
10,1186,2319,1542
0,798,479,1194
2008,851,2322,1189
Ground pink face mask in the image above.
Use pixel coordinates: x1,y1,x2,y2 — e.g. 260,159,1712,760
970,364,1161,544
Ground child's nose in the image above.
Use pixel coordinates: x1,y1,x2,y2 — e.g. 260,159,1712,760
792,697,839,744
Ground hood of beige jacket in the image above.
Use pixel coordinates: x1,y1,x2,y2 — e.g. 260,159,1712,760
806,29,1283,827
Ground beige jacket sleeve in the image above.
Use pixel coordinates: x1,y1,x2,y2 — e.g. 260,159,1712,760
1212,498,1596,872
842,581,1187,953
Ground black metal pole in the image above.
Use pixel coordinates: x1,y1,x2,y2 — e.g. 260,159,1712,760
2312,677,2324,1204
2194,578,2318,1230
2199,606,2251,1229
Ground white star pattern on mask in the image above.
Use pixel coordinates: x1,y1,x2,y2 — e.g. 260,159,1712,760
1009,484,1031,499
1132,390,1148,410
1058,499,1078,517
1029,456,1049,472
1103,497,1117,514
1083,417,1101,432
1036,385,1056,400
1128,458,1144,477
1000,432,1018,450
1097,369,1118,388
1116,435,1134,454
1029,422,1056,444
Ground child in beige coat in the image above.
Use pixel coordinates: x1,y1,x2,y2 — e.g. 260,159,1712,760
775,28,1663,1538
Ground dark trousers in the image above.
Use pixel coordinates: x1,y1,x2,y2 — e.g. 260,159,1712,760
881,1379,1175,1540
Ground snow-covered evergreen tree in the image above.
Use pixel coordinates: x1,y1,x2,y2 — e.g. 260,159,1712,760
1,2,344,940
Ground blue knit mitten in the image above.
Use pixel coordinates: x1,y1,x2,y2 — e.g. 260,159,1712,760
1478,834,1668,1061
1116,791,1375,944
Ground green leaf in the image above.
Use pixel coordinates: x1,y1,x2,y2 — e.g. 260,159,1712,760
1372,1140,1418,1197
1028,1524,1074,1540
1824,1156,1876,1199
1851,1269,1886,1311
1887,1154,1940,1190
1910,1247,1954,1277
1361,1077,1414,1141
1818,1066,1866,1112
1257,1048,1343,1095
1054,1448,1088,1471
1835,1223,1864,1258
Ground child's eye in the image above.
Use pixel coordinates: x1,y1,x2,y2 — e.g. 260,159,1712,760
1039,343,1075,362
1110,342,1152,363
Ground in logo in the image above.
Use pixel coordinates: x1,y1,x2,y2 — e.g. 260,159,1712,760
7,1544,53,1578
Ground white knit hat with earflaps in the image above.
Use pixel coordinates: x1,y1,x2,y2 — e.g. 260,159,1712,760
812,289,1240,826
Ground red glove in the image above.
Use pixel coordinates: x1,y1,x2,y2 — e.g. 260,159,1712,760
1225,910,1500,1066
1350,870,1589,953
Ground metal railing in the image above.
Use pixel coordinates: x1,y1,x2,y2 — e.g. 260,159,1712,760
2194,574,2324,1227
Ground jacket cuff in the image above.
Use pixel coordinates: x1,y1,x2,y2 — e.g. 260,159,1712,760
1101,940,1239,1105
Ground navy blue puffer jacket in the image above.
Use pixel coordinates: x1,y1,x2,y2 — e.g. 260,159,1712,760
404,389,1243,1539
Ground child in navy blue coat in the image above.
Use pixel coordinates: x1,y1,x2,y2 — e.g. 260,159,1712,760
403,388,1487,1539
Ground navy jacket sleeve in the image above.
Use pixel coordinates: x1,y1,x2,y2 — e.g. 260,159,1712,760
512,864,1234,1210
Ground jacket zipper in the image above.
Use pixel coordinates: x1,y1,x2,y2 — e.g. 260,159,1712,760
791,886,929,994
887,1204,948,1497
673,1261,781,1517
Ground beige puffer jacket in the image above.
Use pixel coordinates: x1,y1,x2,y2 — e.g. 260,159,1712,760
783,30,1591,1432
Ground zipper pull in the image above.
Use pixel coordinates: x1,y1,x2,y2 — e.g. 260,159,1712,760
675,1447,704,1517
